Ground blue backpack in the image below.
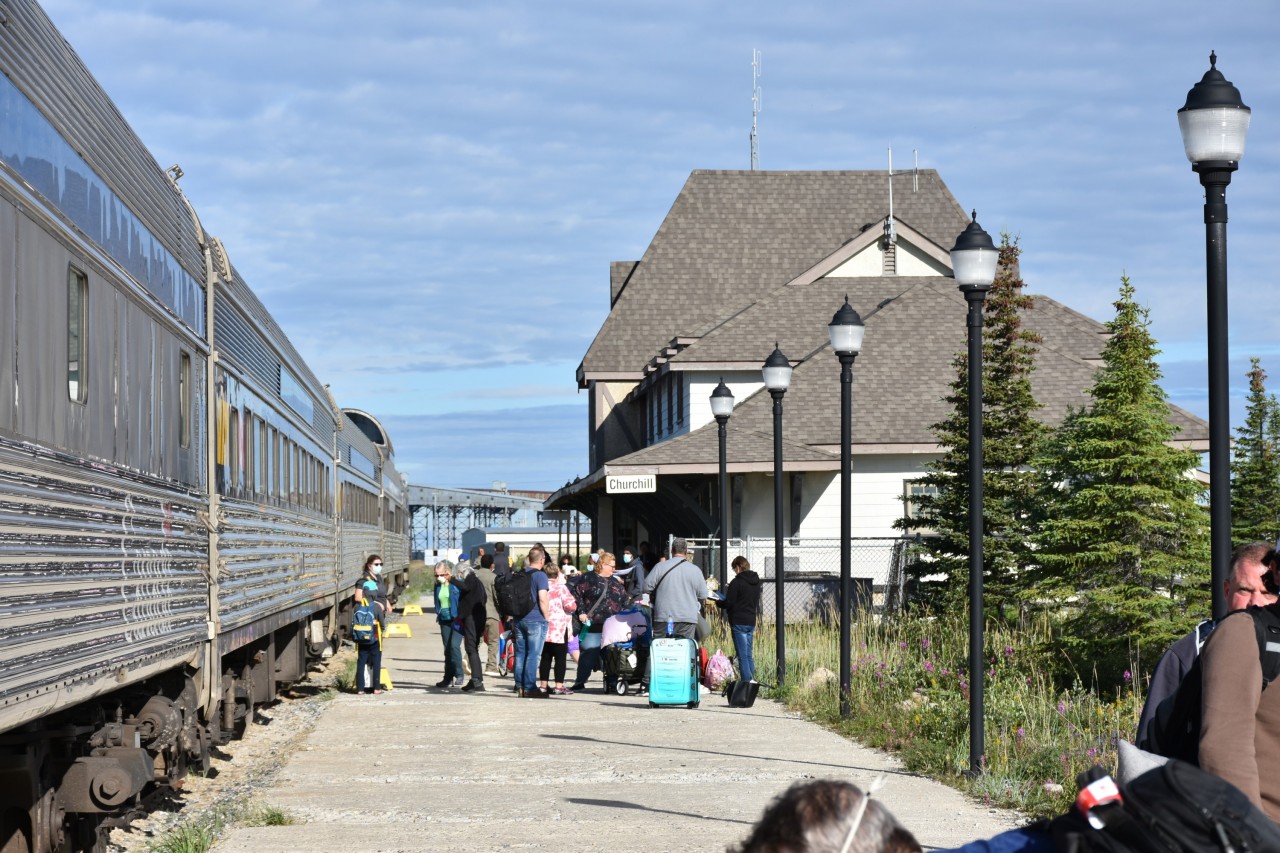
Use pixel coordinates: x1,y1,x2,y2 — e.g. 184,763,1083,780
353,599,378,645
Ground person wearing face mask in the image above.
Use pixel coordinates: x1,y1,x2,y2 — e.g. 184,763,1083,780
614,546,646,595
359,554,390,628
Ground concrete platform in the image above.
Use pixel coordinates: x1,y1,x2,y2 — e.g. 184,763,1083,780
216,610,1022,852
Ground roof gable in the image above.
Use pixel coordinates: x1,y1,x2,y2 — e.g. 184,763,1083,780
579,170,970,380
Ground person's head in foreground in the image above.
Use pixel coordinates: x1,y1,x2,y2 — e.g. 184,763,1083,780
731,779,920,853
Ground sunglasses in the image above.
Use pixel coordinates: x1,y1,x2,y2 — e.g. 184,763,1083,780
372,563,383,567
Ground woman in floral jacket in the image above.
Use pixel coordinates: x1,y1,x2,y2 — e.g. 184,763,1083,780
537,561,579,695
568,552,631,692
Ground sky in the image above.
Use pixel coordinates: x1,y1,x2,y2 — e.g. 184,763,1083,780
38,0,1280,490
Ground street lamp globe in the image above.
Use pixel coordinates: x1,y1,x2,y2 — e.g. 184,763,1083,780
762,345,793,392
710,379,735,420
827,297,865,356
950,212,998,289
1178,52,1250,165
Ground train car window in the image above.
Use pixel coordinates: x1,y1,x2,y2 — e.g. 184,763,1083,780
179,352,192,448
257,418,267,496
271,429,280,499
228,409,240,492
67,267,88,403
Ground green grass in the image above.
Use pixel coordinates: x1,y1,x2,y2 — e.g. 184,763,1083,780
146,800,296,852
730,610,1143,819
335,655,358,693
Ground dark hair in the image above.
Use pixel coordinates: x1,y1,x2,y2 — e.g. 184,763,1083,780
732,556,750,572
731,779,921,853
364,554,382,571
480,554,494,569
494,542,506,552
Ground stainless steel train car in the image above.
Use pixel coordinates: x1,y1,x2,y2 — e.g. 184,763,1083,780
0,2,410,850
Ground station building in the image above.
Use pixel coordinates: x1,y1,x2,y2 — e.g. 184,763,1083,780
546,169,1208,579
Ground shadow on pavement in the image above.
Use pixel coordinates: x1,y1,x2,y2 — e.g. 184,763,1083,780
543,733,916,777
565,797,753,826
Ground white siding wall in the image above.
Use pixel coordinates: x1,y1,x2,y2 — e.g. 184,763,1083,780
685,371,763,434
826,244,883,277
732,454,940,540
897,241,949,276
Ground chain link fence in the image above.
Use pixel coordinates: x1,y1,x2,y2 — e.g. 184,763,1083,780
674,535,922,619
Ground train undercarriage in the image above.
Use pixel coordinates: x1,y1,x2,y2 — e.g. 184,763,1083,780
0,613,336,853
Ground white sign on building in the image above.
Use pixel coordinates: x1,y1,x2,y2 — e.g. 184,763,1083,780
606,473,656,494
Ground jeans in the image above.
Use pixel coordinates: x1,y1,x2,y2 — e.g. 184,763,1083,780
572,629,603,687
440,622,464,683
731,624,756,683
514,617,549,691
356,643,382,692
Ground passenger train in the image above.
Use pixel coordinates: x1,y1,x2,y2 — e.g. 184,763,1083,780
0,3,410,850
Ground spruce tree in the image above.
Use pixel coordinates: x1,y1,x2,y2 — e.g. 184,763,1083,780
1231,358,1280,545
899,235,1045,613
1030,277,1209,681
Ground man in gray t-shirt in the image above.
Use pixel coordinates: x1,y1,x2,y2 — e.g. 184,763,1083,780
643,538,707,641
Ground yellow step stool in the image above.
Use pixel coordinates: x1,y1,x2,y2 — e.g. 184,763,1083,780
381,669,394,690
383,622,412,638
400,604,424,615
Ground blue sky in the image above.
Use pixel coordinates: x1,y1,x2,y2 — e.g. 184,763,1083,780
40,0,1280,490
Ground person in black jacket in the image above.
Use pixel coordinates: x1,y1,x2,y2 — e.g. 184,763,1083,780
717,555,762,683
455,561,489,692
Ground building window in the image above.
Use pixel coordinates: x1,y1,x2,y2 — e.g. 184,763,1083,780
903,480,938,527
67,267,88,403
178,352,192,448
666,375,674,432
676,373,684,425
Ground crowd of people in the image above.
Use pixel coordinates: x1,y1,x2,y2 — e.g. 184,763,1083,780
452,538,758,698
382,537,761,700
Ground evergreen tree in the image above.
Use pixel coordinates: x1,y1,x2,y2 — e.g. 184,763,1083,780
1030,277,1209,681
900,235,1046,613
1232,358,1280,545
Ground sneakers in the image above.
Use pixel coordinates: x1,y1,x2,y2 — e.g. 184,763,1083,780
461,681,485,692
452,678,466,688
434,679,452,689
483,669,501,678
638,685,649,696
569,682,586,692
553,686,574,695
522,687,550,699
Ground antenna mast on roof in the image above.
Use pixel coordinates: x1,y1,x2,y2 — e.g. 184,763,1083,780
913,149,919,192
885,147,897,246
750,49,762,170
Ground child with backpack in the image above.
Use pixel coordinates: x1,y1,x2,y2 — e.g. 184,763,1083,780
352,585,384,694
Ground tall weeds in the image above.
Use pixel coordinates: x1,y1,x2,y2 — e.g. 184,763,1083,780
714,611,1143,818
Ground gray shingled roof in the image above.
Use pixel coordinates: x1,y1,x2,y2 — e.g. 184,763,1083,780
607,421,837,470
661,277,1208,453
580,170,971,378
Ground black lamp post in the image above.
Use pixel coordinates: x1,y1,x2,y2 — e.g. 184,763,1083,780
952,211,999,776
828,298,865,719
762,345,793,687
710,379,735,589
1179,52,1250,621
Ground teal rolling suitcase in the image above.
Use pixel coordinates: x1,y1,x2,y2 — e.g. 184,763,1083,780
647,636,699,708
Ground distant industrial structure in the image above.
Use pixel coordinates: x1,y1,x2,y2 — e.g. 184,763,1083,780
407,483,589,559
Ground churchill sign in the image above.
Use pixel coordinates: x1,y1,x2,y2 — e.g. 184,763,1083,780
606,474,657,494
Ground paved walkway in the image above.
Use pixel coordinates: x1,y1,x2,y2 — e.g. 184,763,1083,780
218,609,1022,852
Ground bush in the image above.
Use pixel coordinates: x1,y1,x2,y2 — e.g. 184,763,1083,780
753,612,1143,819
